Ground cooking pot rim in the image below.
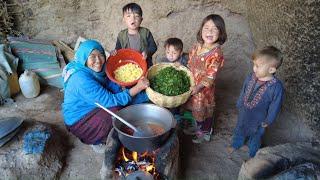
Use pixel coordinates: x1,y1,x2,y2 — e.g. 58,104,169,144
112,103,175,139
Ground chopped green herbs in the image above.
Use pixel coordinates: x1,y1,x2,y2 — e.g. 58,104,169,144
150,67,190,96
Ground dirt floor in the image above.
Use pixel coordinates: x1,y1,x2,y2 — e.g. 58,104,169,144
0,83,251,180
178,86,250,179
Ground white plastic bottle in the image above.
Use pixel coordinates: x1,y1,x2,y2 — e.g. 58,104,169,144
19,70,40,98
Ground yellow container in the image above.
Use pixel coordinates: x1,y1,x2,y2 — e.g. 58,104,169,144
8,72,20,96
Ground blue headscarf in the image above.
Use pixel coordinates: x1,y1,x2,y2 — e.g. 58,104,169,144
62,40,106,88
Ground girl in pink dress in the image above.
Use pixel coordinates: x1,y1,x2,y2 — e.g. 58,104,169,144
185,14,227,143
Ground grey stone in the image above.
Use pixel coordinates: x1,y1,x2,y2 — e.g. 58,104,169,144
271,162,320,180
238,142,320,180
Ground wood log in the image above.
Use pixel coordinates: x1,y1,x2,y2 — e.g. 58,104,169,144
52,40,75,62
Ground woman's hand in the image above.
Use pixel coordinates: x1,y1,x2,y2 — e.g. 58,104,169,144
129,77,149,96
135,77,149,91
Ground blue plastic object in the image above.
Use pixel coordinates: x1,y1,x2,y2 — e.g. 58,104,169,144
23,130,51,154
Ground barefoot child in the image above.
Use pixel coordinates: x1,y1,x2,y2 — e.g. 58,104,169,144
228,46,284,157
184,14,227,143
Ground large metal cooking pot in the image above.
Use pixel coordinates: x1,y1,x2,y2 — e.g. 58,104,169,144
113,103,176,152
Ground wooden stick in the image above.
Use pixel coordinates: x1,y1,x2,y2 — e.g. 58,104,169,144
52,40,75,61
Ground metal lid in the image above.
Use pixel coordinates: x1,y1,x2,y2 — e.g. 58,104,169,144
0,126,21,147
0,117,23,139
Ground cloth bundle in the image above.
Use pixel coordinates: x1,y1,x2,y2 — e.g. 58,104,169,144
23,129,51,154
9,38,64,88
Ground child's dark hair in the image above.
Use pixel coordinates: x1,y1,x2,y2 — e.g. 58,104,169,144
252,46,283,68
122,3,143,17
164,38,183,52
197,14,227,45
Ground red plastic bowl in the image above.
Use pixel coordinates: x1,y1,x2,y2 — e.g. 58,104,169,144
106,49,147,87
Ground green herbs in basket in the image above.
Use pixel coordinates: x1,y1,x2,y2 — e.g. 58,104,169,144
150,67,190,96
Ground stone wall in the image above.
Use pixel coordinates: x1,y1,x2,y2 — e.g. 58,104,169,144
219,0,319,140
243,0,319,141
10,0,319,140
11,0,254,90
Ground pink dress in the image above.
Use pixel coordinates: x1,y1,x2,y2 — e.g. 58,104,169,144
185,44,224,122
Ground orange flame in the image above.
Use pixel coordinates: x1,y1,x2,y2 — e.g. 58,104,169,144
121,147,129,161
118,147,158,177
132,151,138,162
146,164,154,172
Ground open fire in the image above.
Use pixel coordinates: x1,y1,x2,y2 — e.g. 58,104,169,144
114,147,161,179
101,130,178,180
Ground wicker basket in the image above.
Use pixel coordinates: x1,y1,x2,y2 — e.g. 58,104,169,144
146,63,195,108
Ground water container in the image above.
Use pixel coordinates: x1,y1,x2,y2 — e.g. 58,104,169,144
19,70,40,98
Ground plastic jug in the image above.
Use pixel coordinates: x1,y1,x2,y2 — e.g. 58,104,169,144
19,70,40,98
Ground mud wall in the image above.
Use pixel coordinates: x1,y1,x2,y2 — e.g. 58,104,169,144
243,0,319,142
10,0,319,141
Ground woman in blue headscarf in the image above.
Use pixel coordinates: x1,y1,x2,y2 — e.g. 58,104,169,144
62,40,149,151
